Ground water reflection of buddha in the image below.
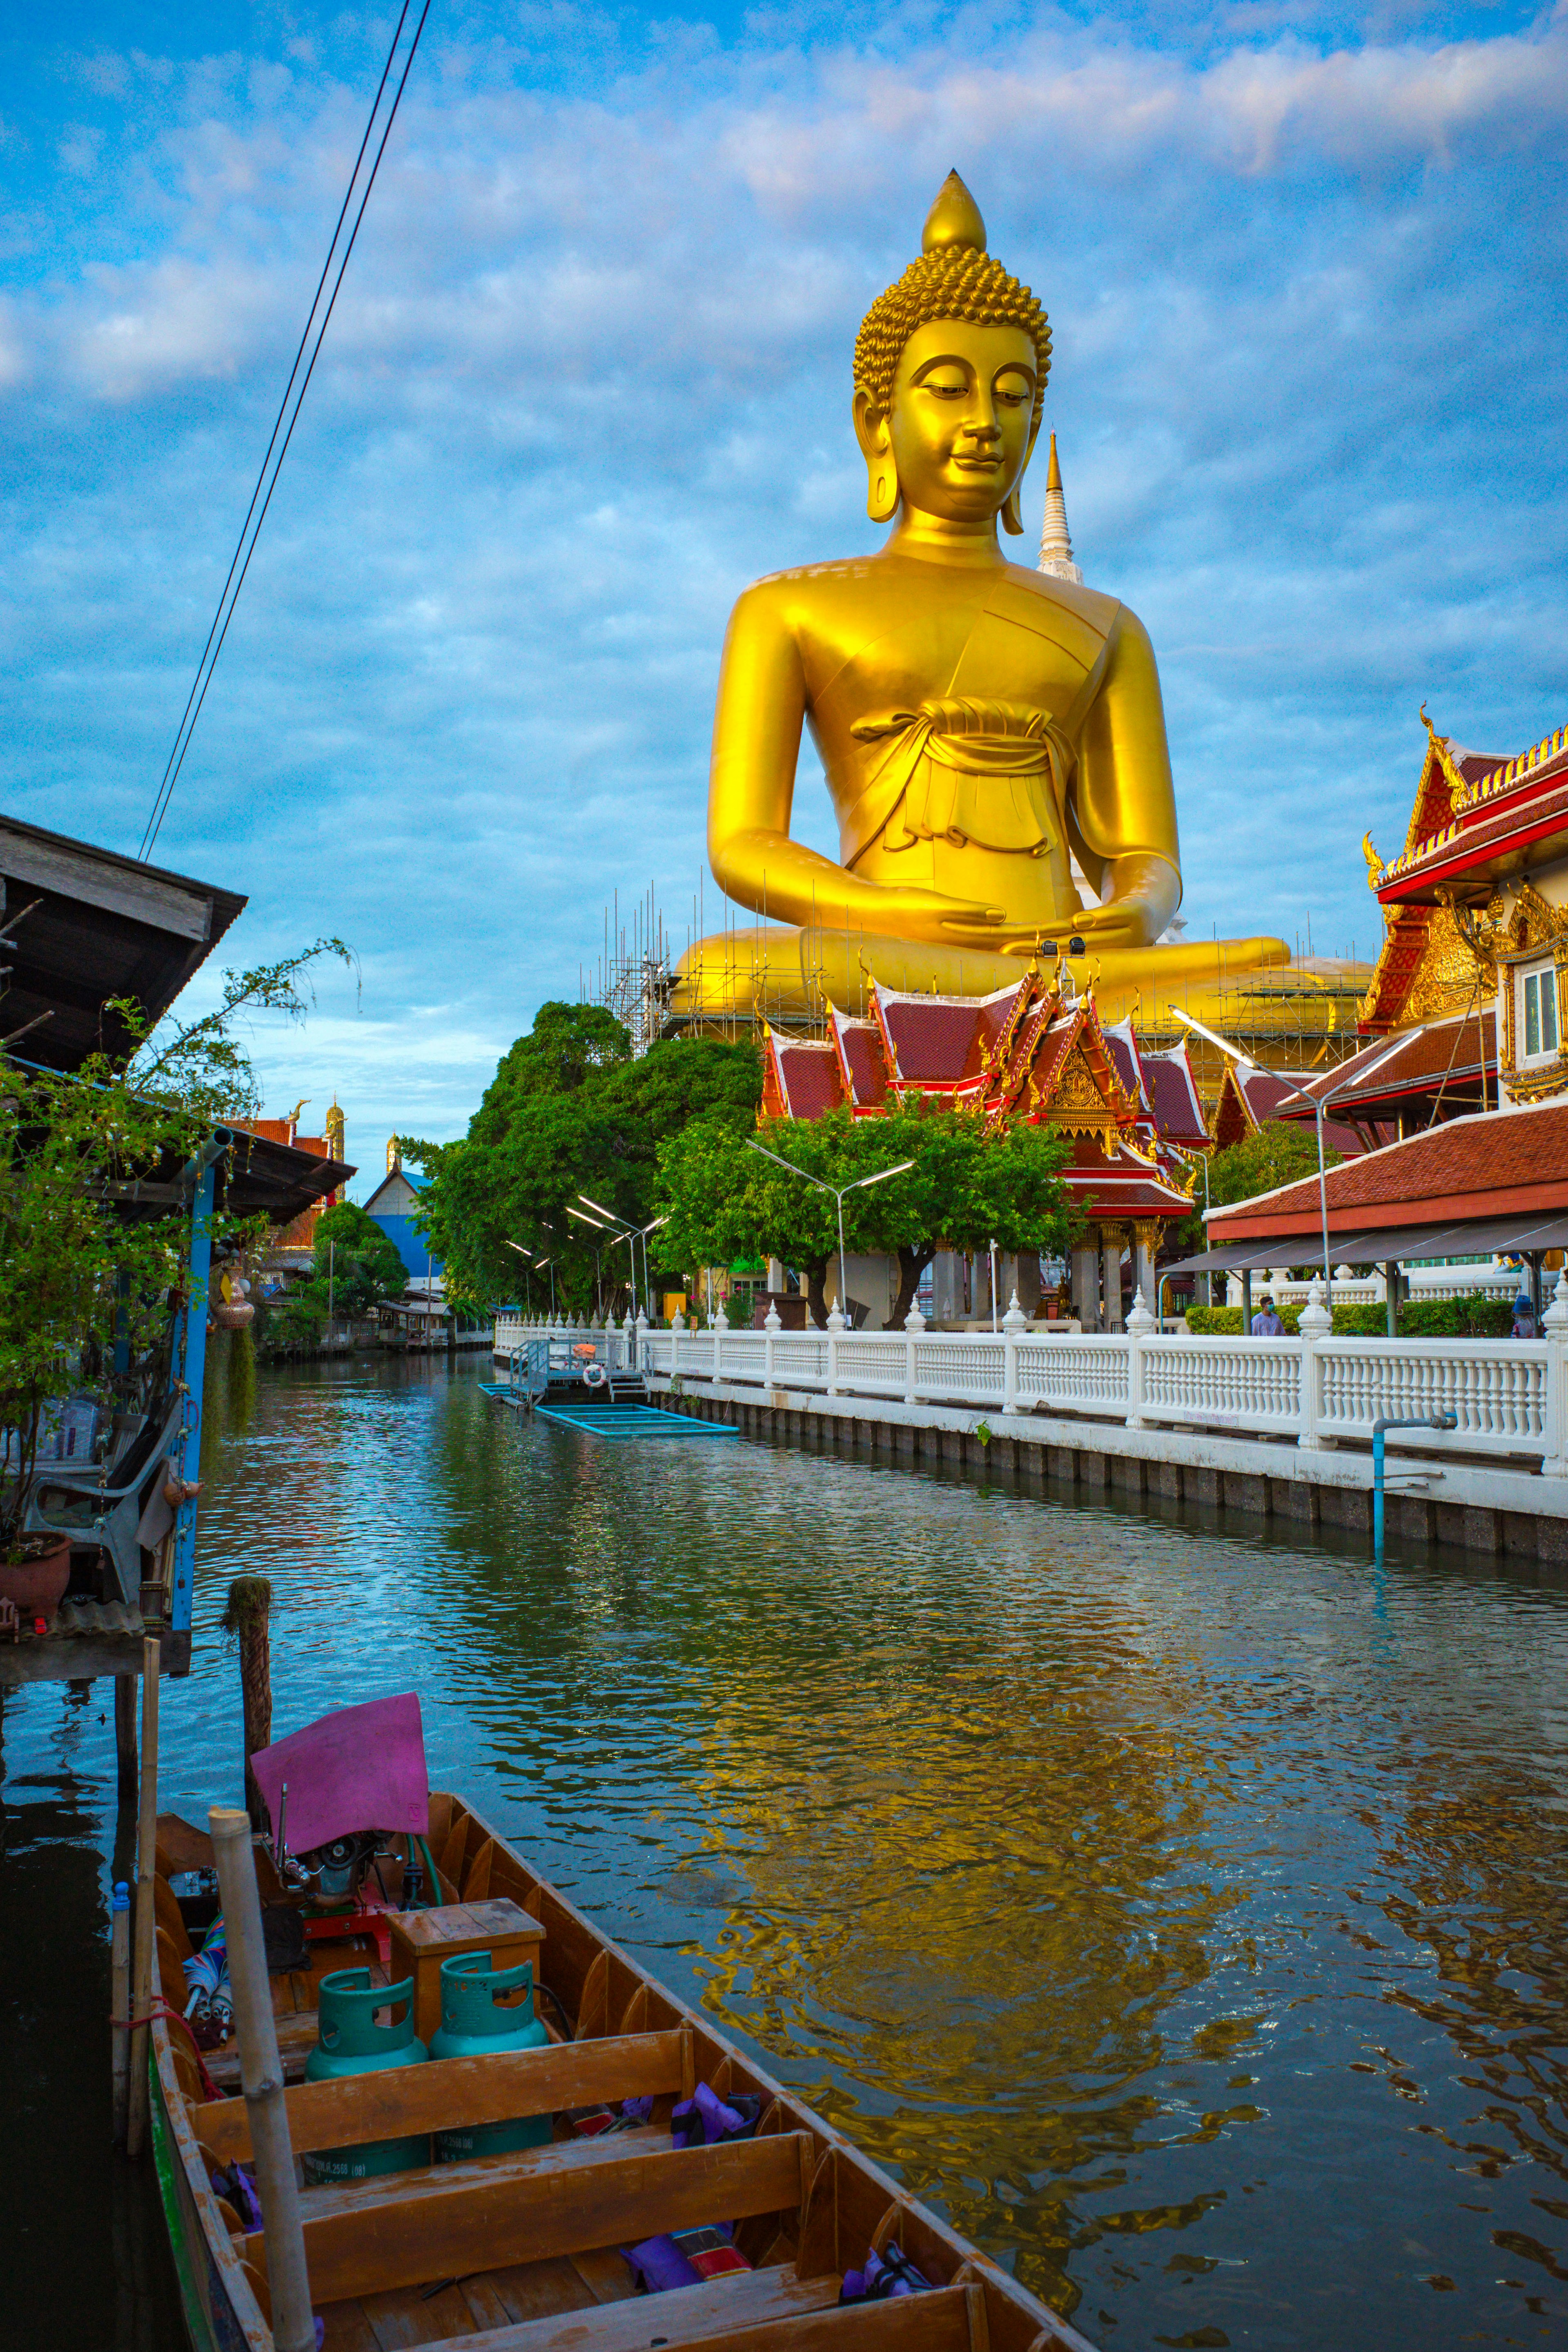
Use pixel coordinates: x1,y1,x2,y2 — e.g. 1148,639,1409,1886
669,174,1286,1024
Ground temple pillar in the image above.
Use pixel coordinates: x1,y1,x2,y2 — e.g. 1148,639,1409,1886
931,1249,965,1325
1071,1240,1100,1331
1100,1225,1128,1334
1132,1222,1161,1321
1002,1252,1042,1318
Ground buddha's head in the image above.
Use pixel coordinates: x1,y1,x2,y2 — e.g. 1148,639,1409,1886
853,172,1051,535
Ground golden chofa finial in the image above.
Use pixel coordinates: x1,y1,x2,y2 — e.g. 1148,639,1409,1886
922,170,987,255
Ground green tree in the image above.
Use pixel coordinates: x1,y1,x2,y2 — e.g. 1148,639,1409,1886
312,1200,408,1315
399,1004,761,1315
1174,1119,1342,1259
657,1103,1071,1329
0,941,350,1558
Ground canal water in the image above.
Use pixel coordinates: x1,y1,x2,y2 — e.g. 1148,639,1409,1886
3,1347,1567,2352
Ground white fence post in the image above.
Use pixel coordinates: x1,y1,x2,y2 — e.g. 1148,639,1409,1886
711,1312,722,1385
1296,1277,1330,1451
1002,1290,1027,1416
1124,1288,1152,1428
670,1306,684,1381
1543,1270,1568,1477
827,1304,844,1396
904,1299,924,1406
764,1299,780,1388
635,1307,648,1375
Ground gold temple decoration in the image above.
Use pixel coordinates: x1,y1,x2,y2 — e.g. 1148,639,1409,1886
1361,832,1384,889
669,174,1288,1035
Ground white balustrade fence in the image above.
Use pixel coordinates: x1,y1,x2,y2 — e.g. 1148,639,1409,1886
492,1277,1568,1475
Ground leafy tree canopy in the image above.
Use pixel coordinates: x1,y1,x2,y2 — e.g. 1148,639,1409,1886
657,1100,1072,1327
399,1004,762,1312
1173,1117,1341,1259
312,1200,408,1316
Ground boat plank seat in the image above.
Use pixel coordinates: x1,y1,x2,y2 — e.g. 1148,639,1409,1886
441,2281,983,2352
436,2263,840,2352
198,2026,695,2165
247,2129,816,2309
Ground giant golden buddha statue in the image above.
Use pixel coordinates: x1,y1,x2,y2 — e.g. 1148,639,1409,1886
669,173,1287,1028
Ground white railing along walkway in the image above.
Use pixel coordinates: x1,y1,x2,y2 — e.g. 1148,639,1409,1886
493,1275,1568,1474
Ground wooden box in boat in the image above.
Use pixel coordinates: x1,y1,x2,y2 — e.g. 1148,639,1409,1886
149,1789,1097,2352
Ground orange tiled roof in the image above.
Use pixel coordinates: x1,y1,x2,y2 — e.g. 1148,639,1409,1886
1209,1099,1568,1237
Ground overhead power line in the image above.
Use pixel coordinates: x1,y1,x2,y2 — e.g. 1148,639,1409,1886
138,1,432,863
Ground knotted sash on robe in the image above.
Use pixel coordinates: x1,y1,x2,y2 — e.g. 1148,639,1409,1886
841,697,1074,868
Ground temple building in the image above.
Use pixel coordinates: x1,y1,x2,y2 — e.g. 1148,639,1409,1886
234,1098,346,1253
365,1139,443,1283
760,967,1205,1329
1361,710,1568,1108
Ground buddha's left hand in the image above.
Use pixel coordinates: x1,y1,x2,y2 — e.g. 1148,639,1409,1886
1046,853,1180,950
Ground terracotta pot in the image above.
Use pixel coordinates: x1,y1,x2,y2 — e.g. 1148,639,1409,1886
0,1534,72,1631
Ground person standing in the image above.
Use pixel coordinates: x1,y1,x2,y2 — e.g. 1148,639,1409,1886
1251,1293,1286,1338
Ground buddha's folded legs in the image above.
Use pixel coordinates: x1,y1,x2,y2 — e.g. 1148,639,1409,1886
668,923,1290,1030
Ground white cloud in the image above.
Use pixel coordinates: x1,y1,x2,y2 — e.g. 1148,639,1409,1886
2,7,1565,1174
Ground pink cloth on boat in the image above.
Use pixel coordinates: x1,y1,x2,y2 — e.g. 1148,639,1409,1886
251,1692,429,1855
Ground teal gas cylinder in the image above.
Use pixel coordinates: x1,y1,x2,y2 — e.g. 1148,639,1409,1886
302,1968,431,2185
429,1954,551,2161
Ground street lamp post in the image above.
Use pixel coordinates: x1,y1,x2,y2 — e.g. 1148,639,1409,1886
1171,1011,1410,1314
746,1141,915,1324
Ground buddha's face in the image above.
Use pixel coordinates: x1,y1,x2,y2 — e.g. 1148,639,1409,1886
884,319,1038,524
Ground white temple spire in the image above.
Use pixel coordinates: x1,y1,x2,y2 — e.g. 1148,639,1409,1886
1037,431,1083,584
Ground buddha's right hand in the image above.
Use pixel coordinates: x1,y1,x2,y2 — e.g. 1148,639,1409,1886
856,884,1009,947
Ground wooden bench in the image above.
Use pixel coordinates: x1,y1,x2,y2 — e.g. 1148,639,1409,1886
199,2025,697,2165
443,2282,985,2352
247,2129,816,2307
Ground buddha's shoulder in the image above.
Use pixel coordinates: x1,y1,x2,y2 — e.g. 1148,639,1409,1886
731,557,885,613
988,561,1124,641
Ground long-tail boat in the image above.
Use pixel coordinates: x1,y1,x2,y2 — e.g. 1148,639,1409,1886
147,1780,1096,2352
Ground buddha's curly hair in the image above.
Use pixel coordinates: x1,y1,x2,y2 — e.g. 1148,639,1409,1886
854,247,1051,428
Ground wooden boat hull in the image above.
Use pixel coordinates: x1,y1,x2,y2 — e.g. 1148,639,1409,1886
149,1789,1096,2352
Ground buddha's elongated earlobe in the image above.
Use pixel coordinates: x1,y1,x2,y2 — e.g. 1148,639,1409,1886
867,457,900,524
1000,487,1024,535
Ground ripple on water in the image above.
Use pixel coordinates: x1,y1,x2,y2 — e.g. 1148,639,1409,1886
4,1346,1567,2352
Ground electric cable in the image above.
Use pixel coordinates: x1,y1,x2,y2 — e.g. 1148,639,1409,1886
138,1,431,861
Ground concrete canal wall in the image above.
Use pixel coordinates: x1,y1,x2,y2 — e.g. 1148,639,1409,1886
499,1285,1568,1565
644,1377,1568,1565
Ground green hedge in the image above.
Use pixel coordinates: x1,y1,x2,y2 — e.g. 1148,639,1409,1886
1184,1292,1514,1339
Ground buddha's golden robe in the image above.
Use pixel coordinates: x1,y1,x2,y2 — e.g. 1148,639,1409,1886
673,547,1282,1027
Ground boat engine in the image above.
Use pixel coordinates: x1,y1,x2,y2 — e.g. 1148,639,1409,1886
296,1827,389,1904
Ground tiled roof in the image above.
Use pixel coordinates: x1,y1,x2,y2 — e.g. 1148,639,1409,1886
774,1038,844,1120
1292,1011,1496,1107
1100,1021,1147,1111
1379,722,1568,895
1140,1045,1208,1146
873,980,1027,1084
1062,1137,1192,1218
829,1009,889,1109
1209,1098,1568,1233
235,1118,331,1160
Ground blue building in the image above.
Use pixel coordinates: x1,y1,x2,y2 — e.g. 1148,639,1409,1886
364,1149,442,1283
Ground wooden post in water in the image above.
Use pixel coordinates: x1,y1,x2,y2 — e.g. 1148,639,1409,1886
220,1575,273,1830
110,1878,132,2145
209,1806,316,2352
125,1634,160,2158
114,1672,138,1795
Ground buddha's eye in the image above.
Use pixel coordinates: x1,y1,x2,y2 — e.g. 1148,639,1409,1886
922,370,968,398
994,374,1031,407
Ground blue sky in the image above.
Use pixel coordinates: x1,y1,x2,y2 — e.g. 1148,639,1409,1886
3,2,1564,1191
